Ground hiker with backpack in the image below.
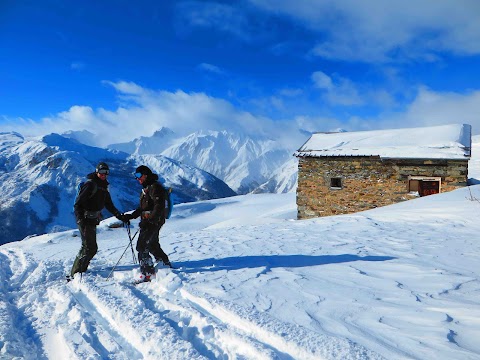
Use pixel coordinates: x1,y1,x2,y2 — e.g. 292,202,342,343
69,162,129,280
123,165,172,282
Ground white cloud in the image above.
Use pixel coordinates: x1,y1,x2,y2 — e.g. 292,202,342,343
3,82,305,148
320,87,480,135
197,63,225,75
311,71,363,106
175,1,252,41
70,62,85,70
250,0,480,62
4,82,480,152
294,114,345,134
278,88,303,97
311,71,333,90
103,80,146,96
288,86,480,139
384,87,480,131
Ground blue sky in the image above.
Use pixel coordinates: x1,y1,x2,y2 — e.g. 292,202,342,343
1,0,480,147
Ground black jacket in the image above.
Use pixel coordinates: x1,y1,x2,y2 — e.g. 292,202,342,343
74,172,121,222
131,173,167,226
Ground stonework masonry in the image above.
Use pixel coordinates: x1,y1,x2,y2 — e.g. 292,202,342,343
296,156,469,219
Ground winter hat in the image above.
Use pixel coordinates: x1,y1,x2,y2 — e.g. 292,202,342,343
96,162,110,173
135,165,153,176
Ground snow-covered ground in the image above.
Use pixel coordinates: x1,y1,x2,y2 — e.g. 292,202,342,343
1,185,480,359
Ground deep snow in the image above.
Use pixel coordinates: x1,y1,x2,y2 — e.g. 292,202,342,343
1,185,480,359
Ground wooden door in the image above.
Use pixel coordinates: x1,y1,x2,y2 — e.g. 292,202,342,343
418,180,440,196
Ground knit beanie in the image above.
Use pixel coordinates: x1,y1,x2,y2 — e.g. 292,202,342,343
135,165,153,176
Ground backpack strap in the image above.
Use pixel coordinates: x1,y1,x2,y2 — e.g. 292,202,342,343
85,179,98,198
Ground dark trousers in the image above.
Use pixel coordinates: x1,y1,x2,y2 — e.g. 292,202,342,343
71,222,97,277
136,223,169,275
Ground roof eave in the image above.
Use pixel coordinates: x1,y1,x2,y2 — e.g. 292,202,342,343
294,152,471,161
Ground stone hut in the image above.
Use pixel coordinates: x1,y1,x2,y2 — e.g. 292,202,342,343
294,124,471,219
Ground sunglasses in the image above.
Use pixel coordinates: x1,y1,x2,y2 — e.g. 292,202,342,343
134,172,143,179
97,169,109,175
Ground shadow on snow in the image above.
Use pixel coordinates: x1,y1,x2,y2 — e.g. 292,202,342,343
175,254,396,273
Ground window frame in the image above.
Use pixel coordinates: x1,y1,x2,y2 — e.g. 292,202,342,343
329,177,343,190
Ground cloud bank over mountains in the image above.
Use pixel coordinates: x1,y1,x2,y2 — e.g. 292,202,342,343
4,81,480,151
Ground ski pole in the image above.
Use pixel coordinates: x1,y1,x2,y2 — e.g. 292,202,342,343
106,224,139,281
126,223,139,264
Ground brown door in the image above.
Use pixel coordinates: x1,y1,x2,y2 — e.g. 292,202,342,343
418,180,440,196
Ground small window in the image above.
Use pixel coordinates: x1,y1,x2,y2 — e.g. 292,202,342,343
330,177,342,189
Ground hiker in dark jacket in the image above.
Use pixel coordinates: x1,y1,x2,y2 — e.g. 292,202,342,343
69,162,128,280
124,165,172,281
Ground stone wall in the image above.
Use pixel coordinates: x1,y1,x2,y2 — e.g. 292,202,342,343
296,156,469,219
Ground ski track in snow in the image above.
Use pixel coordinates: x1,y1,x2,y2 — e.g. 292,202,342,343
0,251,48,360
0,250,296,359
0,246,381,360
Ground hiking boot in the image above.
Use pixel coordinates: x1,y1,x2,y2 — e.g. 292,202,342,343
139,272,155,282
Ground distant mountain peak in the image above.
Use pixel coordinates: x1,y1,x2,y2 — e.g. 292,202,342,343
61,129,99,147
152,127,175,138
108,127,176,155
161,130,292,193
0,131,24,147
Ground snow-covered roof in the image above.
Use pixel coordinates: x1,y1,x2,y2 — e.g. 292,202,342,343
295,124,472,160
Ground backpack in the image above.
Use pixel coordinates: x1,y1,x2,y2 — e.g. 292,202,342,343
73,179,98,210
144,183,173,219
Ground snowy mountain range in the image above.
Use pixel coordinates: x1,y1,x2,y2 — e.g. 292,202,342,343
108,128,298,194
0,127,299,245
0,131,237,245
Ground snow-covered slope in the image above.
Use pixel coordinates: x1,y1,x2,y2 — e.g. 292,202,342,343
161,130,294,194
253,157,298,194
468,134,480,184
0,132,235,245
1,185,480,359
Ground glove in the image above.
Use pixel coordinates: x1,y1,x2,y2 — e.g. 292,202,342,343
139,220,150,229
117,213,130,225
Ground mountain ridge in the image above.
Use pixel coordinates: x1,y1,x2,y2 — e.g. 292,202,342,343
109,128,298,194
0,132,236,245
